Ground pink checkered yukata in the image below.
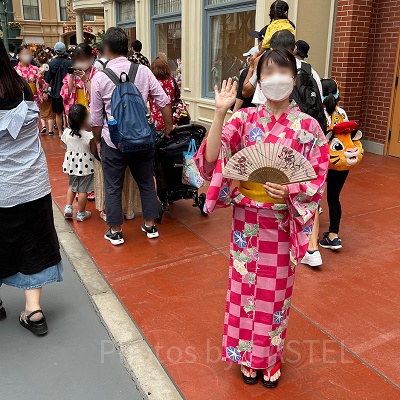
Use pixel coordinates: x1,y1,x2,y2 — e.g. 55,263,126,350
194,101,329,370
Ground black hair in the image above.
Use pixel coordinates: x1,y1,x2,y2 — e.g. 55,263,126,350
68,104,88,138
0,39,31,100
270,30,295,52
321,78,338,115
96,42,104,55
9,43,16,53
256,48,297,81
132,40,142,52
103,27,128,56
73,43,93,59
16,45,29,55
269,1,295,28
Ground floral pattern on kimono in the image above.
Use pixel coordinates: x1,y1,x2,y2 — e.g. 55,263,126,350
15,63,41,107
60,66,98,116
194,101,329,266
149,77,176,130
194,101,329,369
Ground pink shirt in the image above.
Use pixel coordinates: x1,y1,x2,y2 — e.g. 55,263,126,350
90,56,170,148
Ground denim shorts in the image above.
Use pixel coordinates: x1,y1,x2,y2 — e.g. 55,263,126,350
0,262,63,290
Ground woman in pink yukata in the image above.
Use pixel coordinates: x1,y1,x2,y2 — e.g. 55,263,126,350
194,49,329,388
14,46,41,108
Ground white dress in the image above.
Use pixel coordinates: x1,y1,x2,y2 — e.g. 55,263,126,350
61,129,94,176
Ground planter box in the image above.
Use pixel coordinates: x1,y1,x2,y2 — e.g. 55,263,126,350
8,28,21,38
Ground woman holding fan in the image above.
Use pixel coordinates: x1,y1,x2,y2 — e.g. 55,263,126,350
194,49,329,388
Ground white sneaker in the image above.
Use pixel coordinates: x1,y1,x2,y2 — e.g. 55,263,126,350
124,212,135,220
301,250,323,267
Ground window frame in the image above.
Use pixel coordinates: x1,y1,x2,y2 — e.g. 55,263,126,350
21,0,41,21
150,0,182,60
116,0,136,28
202,0,256,98
59,0,69,22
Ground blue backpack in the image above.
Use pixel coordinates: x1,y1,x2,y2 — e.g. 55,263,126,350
102,63,156,152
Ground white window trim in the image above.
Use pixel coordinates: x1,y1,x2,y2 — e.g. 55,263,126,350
20,0,42,21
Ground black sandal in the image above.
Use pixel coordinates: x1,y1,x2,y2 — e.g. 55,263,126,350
19,310,48,336
0,300,6,321
261,359,281,388
241,365,259,385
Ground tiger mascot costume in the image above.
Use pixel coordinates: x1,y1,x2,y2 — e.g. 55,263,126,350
326,120,364,171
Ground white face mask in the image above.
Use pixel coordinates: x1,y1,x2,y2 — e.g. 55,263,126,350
74,61,92,71
260,74,294,102
19,55,32,64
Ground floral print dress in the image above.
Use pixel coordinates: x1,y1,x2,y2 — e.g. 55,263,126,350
15,63,41,107
194,101,329,370
60,66,98,116
149,77,175,130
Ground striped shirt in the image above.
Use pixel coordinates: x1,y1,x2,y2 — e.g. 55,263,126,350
0,100,51,207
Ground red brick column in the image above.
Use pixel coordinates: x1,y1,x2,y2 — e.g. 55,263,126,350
359,0,400,144
331,0,373,123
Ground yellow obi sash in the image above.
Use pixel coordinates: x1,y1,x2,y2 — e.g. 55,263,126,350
28,82,37,96
239,181,285,204
76,89,88,107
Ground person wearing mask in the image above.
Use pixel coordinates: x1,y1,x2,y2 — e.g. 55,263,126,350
60,43,98,117
128,40,150,67
0,38,63,336
14,46,41,108
43,42,72,137
36,50,55,136
91,27,173,245
194,49,329,388
8,43,18,67
93,43,108,71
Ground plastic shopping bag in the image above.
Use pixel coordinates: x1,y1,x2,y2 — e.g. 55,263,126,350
182,138,206,188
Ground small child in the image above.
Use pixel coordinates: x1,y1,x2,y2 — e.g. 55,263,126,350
62,104,94,221
254,0,296,59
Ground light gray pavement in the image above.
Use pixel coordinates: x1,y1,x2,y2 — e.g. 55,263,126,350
0,249,145,400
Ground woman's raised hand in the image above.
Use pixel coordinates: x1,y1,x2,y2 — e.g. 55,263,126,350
214,78,237,114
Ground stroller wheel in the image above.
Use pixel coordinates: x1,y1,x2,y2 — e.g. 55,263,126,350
198,193,208,216
156,201,164,223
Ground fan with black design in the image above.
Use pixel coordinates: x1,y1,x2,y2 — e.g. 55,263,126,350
223,143,317,185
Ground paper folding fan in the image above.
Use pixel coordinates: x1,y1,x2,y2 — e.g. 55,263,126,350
223,143,317,185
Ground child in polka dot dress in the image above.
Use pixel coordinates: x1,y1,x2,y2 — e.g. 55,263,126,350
61,104,94,222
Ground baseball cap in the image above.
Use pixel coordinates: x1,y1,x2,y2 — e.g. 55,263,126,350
251,25,268,41
295,40,310,59
243,45,259,57
54,42,66,55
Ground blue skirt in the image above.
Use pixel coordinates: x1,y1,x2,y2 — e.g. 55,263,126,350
0,262,63,290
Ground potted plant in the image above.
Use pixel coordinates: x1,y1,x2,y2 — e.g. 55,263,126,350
8,22,21,38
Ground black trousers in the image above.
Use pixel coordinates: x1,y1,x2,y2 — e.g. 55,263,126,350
327,169,349,234
101,140,159,227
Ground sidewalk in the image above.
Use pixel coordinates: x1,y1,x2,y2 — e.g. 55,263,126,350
0,248,143,400
42,134,400,399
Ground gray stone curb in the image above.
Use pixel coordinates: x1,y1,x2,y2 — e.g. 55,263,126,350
53,201,184,400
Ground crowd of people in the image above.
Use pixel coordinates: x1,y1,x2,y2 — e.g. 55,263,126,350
0,0,363,392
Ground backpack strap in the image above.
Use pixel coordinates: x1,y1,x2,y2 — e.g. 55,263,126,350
299,61,312,76
128,63,139,83
102,68,120,86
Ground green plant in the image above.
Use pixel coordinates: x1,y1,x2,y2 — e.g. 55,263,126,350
8,22,21,29
91,30,105,47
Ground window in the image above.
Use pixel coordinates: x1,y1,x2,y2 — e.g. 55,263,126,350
22,0,40,20
117,0,136,23
83,15,95,22
203,0,256,98
59,0,69,21
151,0,182,81
154,0,181,14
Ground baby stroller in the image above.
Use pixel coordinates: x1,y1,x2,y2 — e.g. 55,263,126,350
155,124,208,222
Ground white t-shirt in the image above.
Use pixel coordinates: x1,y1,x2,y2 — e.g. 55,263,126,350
252,59,323,105
61,128,94,176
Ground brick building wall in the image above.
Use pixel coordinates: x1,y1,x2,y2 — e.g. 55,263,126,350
331,0,400,149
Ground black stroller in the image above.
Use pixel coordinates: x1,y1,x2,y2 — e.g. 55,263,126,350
155,124,208,222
